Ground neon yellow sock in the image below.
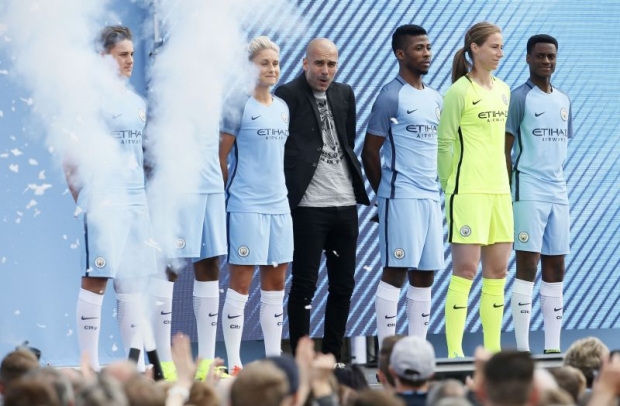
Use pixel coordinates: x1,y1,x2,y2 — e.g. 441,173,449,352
480,277,506,353
445,275,473,358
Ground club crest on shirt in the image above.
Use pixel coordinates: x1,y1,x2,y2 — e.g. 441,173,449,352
175,238,186,249
281,112,289,124
393,248,405,259
460,225,472,237
560,107,568,121
238,246,250,257
518,232,529,243
94,257,106,268
501,94,508,105
138,109,146,122
435,106,441,120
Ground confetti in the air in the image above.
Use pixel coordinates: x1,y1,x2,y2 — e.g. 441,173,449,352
0,70,7,75
111,343,118,352
20,97,34,105
272,262,278,267
14,310,21,315
10,148,22,156
63,234,67,240
332,251,339,257
26,183,52,195
0,110,3,117
390,118,399,124
38,170,46,179
1,257,6,264
33,208,41,217
66,329,73,337
26,200,37,209
70,240,79,249
363,265,372,271
37,323,46,328
28,158,38,165
9,164,18,173
0,153,7,158
304,305,312,310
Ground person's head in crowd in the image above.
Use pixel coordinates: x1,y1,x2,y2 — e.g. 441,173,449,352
123,375,166,406
427,379,467,406
536,387,574,406
378,335,404,390
479,350,536,406
549,366,586,404
534,368,558,393
435,398,474,406
563,336,609,388
188,381,219,406
266,355,300,398
333,363,369,391
230,360,294,406
27,367,75,406
102,360,140,384
75,373,128,406
0,349,40,393
3,373,61,406
347,389,406,406
389,336,435,392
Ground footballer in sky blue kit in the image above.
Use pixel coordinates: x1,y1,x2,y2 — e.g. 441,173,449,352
221,94,293,265
218,36,292,372
506,34,573,354
362,25,444,347
65,26,157,373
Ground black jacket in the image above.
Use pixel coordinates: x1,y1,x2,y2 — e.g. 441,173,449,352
274,74,370,209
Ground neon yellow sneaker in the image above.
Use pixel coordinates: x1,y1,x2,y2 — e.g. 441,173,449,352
160,361,177,382
195,359,232,381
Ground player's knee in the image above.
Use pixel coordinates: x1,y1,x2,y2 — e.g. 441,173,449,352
452,264,477,280
541,256,565,282
381,267,407,288
194,257,219,281
408,270,434,288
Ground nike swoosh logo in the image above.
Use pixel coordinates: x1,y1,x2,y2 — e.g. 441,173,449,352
251,115,261,120
208,312,218,317
472,99,482,105
81,316,99,320
160,311,172,315
453,305,466,310
384,315,396,319
274,313,283,317
112,113,123,119
554,307,563,312
421,313,430,317
518,302,530,306
534,112,545,117
228,314,241,319
406,109,418,114
493,303,504,308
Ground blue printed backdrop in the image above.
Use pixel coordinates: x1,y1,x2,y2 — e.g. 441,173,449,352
1,0,619,366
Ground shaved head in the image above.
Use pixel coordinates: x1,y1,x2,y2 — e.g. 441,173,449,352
305,38,338,57
303,38,339,92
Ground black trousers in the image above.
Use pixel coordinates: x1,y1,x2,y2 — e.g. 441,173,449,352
287,205,359,361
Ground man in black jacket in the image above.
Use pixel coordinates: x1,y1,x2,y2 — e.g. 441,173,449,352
275,38,369,361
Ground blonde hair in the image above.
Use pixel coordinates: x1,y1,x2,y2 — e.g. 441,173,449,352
247,36,280,61
451,21,501,83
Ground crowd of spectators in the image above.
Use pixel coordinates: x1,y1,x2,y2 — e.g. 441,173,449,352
1,335,618,406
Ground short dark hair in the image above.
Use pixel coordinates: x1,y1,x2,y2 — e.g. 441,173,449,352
392,24,427,55
99,25,132,53
484,351,535,405
527,34,558,54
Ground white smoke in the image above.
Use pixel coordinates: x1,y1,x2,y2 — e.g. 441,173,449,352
0,1,140,213
144,0,264,262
